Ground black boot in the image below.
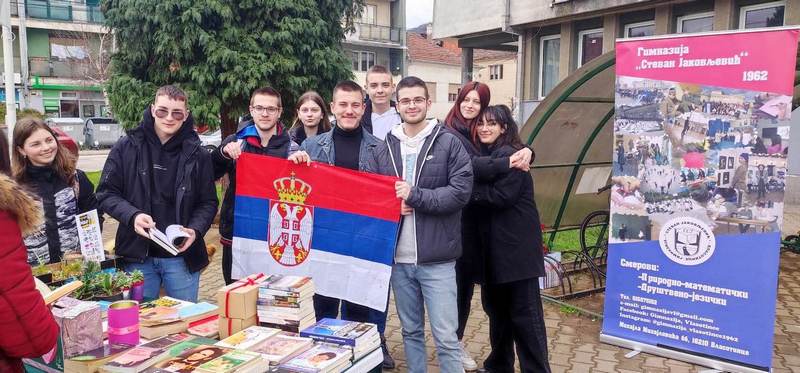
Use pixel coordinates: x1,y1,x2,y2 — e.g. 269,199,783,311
381,334,395,369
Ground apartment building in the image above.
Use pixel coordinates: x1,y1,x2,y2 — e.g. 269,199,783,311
344,0,407,84
4,0,110,118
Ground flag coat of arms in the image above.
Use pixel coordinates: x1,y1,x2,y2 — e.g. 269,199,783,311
231,153,401,311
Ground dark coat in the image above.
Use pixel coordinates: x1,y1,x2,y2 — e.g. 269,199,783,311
213,123,297,241
20,166,100,264
96,109,219,272
0,174,59,373
359,96,396,135
471,145,545,284
366,122,474,264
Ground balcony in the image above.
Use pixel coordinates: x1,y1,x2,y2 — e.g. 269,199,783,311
29,57,102,79
16,0,105,24
348,23,402,46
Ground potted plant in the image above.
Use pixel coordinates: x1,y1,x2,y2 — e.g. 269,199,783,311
93,272,124,301
129,270,145,302
31,252,53,283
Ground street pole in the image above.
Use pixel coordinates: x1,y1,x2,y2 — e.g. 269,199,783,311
17,0,29,109
1,0,16,156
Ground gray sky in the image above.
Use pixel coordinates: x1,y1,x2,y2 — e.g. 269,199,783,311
406,0,433,29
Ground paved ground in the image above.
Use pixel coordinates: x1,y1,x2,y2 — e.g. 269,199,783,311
96,175,800,372
76,149,110,172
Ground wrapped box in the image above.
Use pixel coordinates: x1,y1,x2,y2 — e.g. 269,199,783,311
216,273,267,319
218,315,258,339
52,297,103,358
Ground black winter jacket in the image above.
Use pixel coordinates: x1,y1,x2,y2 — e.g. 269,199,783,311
359,96,396,135
366,123,473,264
472,145,545,284
20,166,99,264
96,109,218,272
213,123,296,241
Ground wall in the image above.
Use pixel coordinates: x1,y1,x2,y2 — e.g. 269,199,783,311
366,0,392,26
407,60,461,120
432,0,505,39
474,56,517,108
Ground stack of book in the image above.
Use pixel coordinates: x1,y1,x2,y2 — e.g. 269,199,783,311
257,275,316,333
300,319,381,361
100,333,193,373
275,343,352,373
138,297,218,339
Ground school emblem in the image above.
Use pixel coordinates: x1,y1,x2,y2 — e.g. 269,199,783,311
659,217,715,266
268,172,313,266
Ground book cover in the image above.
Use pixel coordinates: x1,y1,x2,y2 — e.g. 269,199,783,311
148,345,231,373
215,326,280,350
261,275,312,292
104,334,190,369
195,350,261,373
299,319,360,346
279,344,351,372
178,302,218,322
187,315,219,338
250,334,313,364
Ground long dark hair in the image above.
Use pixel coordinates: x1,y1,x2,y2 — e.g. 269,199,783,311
0,128,10,175
444,81,490,136
479,105,526,151
291,91,332,133
12,117,76,185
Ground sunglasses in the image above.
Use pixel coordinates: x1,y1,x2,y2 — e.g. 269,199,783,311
154,108,186,121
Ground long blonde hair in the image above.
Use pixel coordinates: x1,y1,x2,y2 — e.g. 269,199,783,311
12,117,76,185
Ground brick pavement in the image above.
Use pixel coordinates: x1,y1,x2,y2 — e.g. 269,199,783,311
99,218,800,372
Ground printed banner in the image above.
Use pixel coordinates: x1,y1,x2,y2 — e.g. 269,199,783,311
602,28,799,372
231,153,401,311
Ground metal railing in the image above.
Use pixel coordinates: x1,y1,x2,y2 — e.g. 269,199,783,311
13,0,104,24
355,23,401,44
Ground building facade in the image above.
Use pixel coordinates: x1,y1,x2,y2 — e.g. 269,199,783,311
343,0,407,85
433,0,799,122
5,0,109,119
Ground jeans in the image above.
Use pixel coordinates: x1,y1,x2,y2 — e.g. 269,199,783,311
392,262,463,373
124,257,200,302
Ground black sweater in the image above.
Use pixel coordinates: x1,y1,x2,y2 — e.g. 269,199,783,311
333,125,363,171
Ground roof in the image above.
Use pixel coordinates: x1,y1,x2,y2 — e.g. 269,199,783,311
407,32,462,65
407,31,517,66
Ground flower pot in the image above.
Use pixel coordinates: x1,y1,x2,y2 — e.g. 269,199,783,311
130,283,144,302
94,292,124,302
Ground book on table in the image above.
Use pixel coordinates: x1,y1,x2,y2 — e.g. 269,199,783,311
144,345,232,373
147,225,190,256
194,350,264,373
65,342,134,373
214,325,281,350
100,333,192,373
187,315,220,338
276,343,352,373
248,334,314,365
342,346,383,373
300,319,379,348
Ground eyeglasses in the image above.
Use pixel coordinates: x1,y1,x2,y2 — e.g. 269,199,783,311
154,108,186,121
252,106,281,115
398,97,426,107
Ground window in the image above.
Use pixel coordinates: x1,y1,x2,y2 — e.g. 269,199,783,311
425,82,437,101
538,35,560,98
624,21,655,38
448,84,460,102
577,28,603,67
677,12,714,33
489,64,504,80
50,38,89,61
361,4,377,24
351,51,375,72
740,1,785,29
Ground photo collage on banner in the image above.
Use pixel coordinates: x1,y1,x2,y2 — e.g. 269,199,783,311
601,28,799,373
611,77,791,243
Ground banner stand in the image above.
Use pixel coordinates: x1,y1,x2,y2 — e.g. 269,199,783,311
600,334,767,373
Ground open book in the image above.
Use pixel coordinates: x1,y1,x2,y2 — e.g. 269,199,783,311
33,277,84,305
148,225,190,255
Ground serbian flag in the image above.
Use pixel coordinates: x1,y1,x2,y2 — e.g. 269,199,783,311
231,153,401,311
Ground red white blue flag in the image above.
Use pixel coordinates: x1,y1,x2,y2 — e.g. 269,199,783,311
231,153,401,311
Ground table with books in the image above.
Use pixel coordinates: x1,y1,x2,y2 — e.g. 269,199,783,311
23,274,382,373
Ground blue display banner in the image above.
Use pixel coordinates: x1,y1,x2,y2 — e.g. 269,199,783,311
602,232,779,370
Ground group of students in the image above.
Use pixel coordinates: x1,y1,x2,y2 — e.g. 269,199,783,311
0,64,551,373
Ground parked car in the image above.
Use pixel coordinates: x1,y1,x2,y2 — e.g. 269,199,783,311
199,129,222,153
51,126,79,158
84,117,123,149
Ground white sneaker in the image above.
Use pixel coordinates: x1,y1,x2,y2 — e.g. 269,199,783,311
459,340,478,371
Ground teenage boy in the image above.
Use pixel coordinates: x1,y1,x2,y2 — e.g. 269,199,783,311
97,85,218,302
213,87,298,285
361,65,401,141
366,76,473,373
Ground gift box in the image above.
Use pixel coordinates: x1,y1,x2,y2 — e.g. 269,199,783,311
216,273,267,319
218,315,259,339
52,297,103,358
